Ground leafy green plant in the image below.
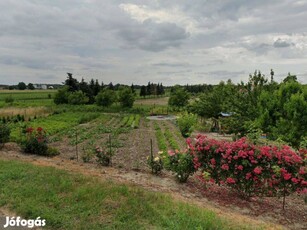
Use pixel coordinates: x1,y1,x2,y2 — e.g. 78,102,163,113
165,150,196,182
300,137,307,149
120,116,129,127
0,123,10,148
82,148,95,163
153,122,167,152
164,127,180,150
147,153,163,175
134,114,141,128
46,146,60,157
126,115,135,127
177,112,198,138
96,146,113,166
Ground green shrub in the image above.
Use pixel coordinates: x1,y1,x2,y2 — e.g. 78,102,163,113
54,86,69,104
165,150,196,182
96,89,117,107
147,153,163,175
46,147,60,157
0,123,10,148
67,91,89,105
118,87,135,108
300,136,307,149
95,146,113,166
82,149,95,163
177,112,198,138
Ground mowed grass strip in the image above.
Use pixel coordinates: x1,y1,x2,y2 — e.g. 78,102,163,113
0,160,251,230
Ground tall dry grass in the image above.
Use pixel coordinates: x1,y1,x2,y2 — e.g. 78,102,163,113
0,107,51,119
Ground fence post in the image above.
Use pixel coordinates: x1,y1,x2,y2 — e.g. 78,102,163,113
150,139,153,173
75,129,78,161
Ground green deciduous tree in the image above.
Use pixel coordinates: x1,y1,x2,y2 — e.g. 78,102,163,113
67,91,89,105
27,83,35,90
54,86,69,104
168,86,190,109
17,82,27,90
96,89,117,107
118,87,135,108
256,81,307,147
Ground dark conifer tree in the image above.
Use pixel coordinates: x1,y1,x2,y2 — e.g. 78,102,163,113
108,82,114,90
140,85,146,98
146,82,151,96
65,73,79,92
131,84,135,94
93,79,100,96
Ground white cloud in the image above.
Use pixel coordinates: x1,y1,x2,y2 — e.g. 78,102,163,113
119,3,200,34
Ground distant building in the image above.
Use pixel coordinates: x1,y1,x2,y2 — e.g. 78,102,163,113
0,85,8,90
34,84,47,90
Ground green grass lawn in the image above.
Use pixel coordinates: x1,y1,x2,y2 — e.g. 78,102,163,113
0,160,254,230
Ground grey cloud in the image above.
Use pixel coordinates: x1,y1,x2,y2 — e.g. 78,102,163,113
197,70,246,79
157,69,192,75
243,43,272,55
273,38,293,48
0,55,55,70
117,19,190,52
152,62,190,67
38,75,58,80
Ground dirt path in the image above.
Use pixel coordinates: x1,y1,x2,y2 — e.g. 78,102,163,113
2,143,306,229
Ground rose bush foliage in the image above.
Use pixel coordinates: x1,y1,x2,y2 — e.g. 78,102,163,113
187,135,307,197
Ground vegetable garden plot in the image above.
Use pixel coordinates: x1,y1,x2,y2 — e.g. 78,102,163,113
153,120,186,152
113,118,159,171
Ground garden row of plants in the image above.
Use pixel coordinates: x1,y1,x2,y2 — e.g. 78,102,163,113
153,121,181,152
147,135,307,207
0,114,131,165
9,111,102,141
119,114,141,129
153,122,167,152
1,114,26,123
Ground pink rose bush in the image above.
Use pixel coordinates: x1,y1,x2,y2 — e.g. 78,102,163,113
187,135,307,198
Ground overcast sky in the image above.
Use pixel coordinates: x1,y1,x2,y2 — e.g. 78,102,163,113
1,0,307,86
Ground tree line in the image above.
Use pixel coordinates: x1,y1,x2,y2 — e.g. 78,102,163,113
168,71,306,148
54,73,135,108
